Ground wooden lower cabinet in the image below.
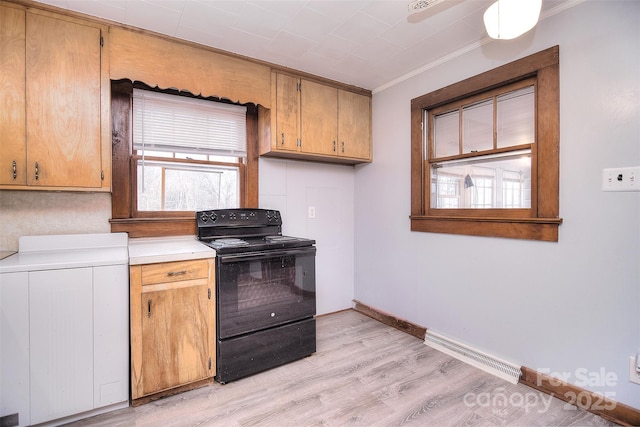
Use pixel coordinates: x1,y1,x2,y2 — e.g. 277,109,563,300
130,258,215,402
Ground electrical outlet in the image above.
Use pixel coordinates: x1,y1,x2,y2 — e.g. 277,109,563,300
629,356,640,385
308,206,316,219
602,167,640,192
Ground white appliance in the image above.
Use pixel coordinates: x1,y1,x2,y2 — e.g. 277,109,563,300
0,233,129,427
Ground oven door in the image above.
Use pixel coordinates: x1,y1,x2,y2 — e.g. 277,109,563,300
216,246,316,339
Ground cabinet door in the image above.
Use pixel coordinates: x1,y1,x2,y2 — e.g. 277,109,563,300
0,5,26,186
29,268,94,425
338,90,371,160
300,79,338,156
26,12,102,188
93,265,129,408
140,282,212,396
0,272,30,427
275,73,301,152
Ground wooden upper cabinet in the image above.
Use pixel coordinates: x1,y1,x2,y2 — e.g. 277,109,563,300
275,73,301,152
300,79,338,157
0,6,110,191
26,12,104,188
260,71,372,165
338,89,371,161
0,4,26,185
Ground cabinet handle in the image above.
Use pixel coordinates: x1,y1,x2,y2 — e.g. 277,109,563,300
34,162,39,180
333,141,336,152
167,270,187,277
281,133,285,146
147,299,151,318
341,141,345,153
12,161,16,179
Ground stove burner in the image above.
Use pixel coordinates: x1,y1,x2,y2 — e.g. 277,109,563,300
265,235,299,242
207,238,249,249
216,238,249,246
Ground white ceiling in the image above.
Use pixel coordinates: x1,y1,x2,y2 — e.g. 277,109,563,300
34,0,581,92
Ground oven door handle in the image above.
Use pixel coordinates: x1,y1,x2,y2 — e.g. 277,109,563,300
218,247,316,263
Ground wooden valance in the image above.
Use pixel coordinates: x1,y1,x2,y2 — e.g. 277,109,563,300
109,27,271,108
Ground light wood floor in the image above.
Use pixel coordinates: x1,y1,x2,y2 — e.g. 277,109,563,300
67,310,615,426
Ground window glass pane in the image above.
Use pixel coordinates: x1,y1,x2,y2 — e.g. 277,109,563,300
175,152,208,161
431,149,531,209
462,99,493,153
137,163,162,211
497,86,535,148
434,110,459,158
137,161,239,211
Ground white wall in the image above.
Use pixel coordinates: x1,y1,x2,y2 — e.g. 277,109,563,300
259,157,355,315
355,0,640,409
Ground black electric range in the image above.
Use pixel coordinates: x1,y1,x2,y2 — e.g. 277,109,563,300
195,208,317,383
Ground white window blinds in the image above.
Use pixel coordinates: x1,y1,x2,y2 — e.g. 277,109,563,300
133,89,247,157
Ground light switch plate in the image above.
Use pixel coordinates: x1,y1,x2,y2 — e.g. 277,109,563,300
602,167,640,192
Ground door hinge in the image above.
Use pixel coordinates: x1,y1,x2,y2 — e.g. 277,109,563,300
208,357,212,370
297,82,301,92
101,170,104,181
100,36,104,47
208,288,211,299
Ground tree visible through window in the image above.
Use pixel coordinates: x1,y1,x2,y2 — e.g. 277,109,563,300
110,81,259,238
132,89,246,215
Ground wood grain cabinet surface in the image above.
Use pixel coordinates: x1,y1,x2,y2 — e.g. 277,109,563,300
0,4,110,191
130,258,216,403
260,71,372,165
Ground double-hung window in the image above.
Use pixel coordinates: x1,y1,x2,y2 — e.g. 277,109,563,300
410,46,562,241
430,80,534,211
110,82,259,237
132,89,246,214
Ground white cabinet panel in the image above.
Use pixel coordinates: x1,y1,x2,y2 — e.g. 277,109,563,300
0,233,129,426
0,272,30,427
93,264,129,407
29,268,94,425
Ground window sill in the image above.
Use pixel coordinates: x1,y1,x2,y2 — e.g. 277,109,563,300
110,217,196,238
410,216,562,242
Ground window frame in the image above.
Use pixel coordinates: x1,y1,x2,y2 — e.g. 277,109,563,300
130,154,246,218
410,46,562,241
110,80,259,237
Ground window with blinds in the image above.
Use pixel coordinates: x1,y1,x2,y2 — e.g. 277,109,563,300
132,89,247,213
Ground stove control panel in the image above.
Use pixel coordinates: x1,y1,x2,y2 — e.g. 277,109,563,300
196,208,282,228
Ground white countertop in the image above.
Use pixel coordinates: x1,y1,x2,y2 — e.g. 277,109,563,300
128,235,215,265
0,233,129,274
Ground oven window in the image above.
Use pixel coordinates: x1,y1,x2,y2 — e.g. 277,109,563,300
217,250,316,339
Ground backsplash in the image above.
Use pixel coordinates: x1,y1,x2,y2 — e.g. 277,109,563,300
0,191,112,251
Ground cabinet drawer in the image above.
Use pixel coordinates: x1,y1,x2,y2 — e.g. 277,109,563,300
141,259,209,285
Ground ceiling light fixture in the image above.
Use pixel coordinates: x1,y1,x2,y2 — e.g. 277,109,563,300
483,0,542,40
